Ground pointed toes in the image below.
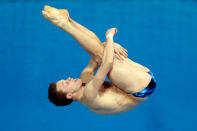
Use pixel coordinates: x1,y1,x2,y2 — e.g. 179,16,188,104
44,5,51,12
42,10,49,18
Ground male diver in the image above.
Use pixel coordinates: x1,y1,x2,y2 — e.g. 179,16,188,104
42,6,156,115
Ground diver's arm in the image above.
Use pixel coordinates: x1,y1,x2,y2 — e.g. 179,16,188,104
85,30,115,99
80,58,99,83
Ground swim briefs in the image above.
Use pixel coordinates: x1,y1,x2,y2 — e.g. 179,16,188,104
132,71,156,98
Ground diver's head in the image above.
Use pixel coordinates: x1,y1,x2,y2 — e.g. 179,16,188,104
48,77,83,106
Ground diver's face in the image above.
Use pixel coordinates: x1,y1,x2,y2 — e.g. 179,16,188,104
56,77,82,94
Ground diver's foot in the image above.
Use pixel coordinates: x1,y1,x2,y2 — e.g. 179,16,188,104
42,5,70,27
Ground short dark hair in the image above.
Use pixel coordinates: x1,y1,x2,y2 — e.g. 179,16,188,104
48,82,73,106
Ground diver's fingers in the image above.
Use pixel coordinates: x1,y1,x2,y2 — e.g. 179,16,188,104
114,53,121,61
120,48,128,58
122,47,127,52
119,46,128,55
117,48,127,58
114,49,123,59
115,52,124,61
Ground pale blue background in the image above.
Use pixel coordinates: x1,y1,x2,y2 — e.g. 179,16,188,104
0,0,196,131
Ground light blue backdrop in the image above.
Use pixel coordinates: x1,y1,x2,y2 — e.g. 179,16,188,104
0,0,196,131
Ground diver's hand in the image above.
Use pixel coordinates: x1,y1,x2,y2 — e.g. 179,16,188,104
114,43,128,61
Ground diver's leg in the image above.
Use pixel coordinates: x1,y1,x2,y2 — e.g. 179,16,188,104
70,19,101,43
42,6,152,95
42,5,104,64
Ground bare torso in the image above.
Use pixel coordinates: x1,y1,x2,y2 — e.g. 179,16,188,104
81,58,152,115
81,81,147,115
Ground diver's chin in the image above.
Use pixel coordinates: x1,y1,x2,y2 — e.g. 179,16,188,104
75,79,82,89
79,79,83,87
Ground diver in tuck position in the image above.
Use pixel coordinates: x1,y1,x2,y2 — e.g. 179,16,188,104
42,5,157,115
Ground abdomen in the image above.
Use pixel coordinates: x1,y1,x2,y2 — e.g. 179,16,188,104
89,87,140,115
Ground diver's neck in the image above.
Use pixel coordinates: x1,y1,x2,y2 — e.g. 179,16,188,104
73,84,86,101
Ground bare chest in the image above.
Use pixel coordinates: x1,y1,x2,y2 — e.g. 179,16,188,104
82,83,140,115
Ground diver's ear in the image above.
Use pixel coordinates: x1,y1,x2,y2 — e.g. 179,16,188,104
66,93,73,99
